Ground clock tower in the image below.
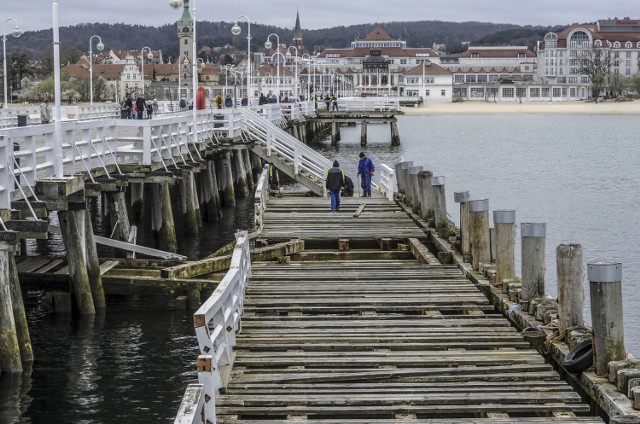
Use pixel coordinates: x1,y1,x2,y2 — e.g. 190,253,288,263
176,0,193,85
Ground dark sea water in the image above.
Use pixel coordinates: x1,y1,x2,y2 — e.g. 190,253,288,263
1,113,638,422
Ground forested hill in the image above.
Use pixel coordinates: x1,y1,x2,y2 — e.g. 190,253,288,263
8,20,564,61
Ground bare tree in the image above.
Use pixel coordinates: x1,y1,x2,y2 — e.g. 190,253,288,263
577,47,611,101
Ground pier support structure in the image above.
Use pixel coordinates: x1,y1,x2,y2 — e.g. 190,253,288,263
493,209,517,290
468,198,490,271
556,243,584,338
454,191,471,260
520,223,546,304
151,182,178,253
0,234,23,374
431,176,448,230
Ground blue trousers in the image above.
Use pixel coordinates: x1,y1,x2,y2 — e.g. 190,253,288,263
360,174,372,196
329,189,341,210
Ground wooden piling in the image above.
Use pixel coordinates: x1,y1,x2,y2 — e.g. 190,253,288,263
431,176,448,230
588,261,626,376
106,191,131,247
220,151,236,206
151,183,178,253
398,162,413,203
360,121,368,146
557,243,584,339
454,191,471,259
179,169,201,235
418,170,434,222
84,207,106,310
331,121,341,145
0,251,23,373
187,285,201,310
390,120,400,146
232,150,249,198
520,223,546,303
7,253,33,363
203,159,222,221
493,209,516,290
58,210,96,315
129,182,144,221
468,198,490,271
407,166,423,214
242,149,255,190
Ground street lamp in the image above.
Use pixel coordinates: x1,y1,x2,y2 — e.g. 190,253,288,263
302,54,316,102
231,15,252,102
2,18,22,108
88,34,104,105
264,33,280,101
52,0,63,176
286,45,299,100
177,54,188,105
140,46,153,97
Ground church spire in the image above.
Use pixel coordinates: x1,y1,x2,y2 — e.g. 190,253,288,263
293,7,303,53
179,0,193,25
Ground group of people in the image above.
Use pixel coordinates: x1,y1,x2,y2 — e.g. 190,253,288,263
121,94,158,119
325,152,375,212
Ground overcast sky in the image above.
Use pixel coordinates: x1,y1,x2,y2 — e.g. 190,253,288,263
3,0,634,33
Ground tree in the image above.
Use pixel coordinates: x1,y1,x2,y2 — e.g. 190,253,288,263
8,52,34,98
577,47,611,101
606,73,627,98
61,47,83,65
629,74,640,96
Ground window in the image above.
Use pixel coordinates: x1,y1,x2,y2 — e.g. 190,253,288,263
471,53,479,58
424,89,430,97
477,75,487,83
594,40,602,47
553,87,562,97
440,89,446,96
518,53,526,58
541,87,549,97
613,41,621,48
626,69,631,76
569,31,590,48
470,87,484,98
516,87,526,98
530,87,540,97
502,87,515,98
454,75,464,83
626,42,632,48
568,76,578,83
465,75,476,83
581,76,590,83
424,76,434,84
406,90,419,97
544,32,558,48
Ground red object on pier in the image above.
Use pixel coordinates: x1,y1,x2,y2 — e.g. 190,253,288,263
196,86,206,110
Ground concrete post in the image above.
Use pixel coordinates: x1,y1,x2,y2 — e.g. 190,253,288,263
588,261,626,376
454,191,471,258
520,223,546,303
431,176,447,230
58,210,96,315
0,251,23,373
393,157,404,194
557,243,584,339
468,198,490,271
398,161,413,199
493,209,516,289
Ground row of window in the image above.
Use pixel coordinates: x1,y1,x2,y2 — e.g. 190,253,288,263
405,89,447,97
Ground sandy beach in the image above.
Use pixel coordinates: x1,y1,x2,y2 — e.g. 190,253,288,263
401,100,640,115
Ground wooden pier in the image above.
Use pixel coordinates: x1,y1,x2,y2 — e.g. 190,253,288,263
196,192,604,423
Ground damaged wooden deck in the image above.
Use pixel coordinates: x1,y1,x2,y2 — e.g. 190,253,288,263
215,191,604,423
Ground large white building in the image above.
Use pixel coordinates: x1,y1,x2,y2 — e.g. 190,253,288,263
538,19,640,99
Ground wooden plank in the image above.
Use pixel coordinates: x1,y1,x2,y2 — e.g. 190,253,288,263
353,203,366,217
99,260,120,275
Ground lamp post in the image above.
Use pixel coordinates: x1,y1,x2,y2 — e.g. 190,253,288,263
88,35,104,105
2,18,22,108
270,53,286,100
231,15,252,102
140,46,153,97
52,0,63,176
177,54,188,106
286,45,299,100
264,33,280,101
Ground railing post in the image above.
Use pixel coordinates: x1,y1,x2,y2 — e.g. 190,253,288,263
454,191,471,259
493,209,516,291
520,223,546,305
468,198,490,271
197,355,218,423
557,243,584,339
588,261,626,376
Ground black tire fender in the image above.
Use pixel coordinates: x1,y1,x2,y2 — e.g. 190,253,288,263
562,339,593,373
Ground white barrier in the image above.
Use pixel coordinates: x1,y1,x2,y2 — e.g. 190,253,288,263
378,164,397,201
336,97,401,112
254,165,270,234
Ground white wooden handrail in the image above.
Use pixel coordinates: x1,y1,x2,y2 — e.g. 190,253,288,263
378,164,397,201
254,165,270,234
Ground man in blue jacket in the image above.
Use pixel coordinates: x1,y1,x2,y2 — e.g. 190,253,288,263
357,151,375,197
325,160,345,211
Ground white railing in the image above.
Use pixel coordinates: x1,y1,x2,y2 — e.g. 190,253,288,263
174,232,251,424
254,165,270,234
240,107,331,188
336,97,401,112
0,105,123,128
378,164,397,201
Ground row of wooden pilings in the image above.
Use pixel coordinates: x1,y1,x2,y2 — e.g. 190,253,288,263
327,120,401,146
0,145,264,376
394,159,640,411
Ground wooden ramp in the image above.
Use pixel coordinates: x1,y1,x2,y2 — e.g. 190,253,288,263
216,192,603,423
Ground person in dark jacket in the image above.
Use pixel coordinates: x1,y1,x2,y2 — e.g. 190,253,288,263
325,160,345,211
342,175,354,197
357,151,375,197
135,96,147,119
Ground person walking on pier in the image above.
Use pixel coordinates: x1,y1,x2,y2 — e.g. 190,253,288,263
135,95,147,119
326,160,345,212
357,151,375,197
40,98,51,124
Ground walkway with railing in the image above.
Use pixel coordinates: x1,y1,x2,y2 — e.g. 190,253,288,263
174,167,605,423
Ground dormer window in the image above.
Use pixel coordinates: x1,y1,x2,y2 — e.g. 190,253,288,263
594,40,602,47
613,41,621,48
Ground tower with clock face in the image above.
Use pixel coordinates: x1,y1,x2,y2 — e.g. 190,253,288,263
177,0,193,83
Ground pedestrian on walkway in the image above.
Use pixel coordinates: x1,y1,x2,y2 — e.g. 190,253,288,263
357,151,375,197
325,160,345,211
40,98,51,124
